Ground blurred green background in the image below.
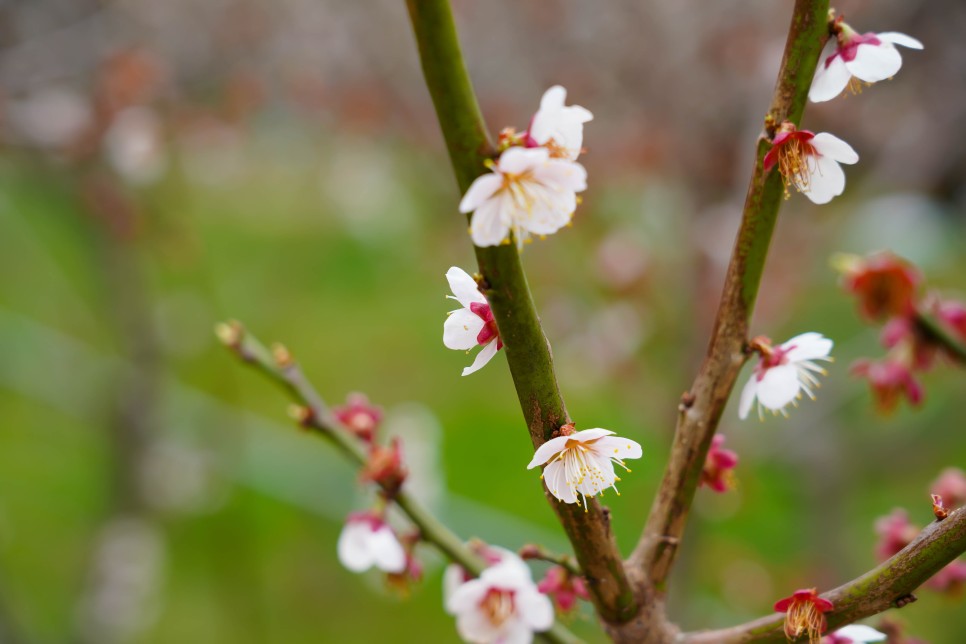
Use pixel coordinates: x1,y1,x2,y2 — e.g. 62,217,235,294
1,0,964,642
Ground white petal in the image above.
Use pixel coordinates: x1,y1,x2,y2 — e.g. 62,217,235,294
782,332,833,362
337,523,375,572
738,374,758,420
539,85,567,111
456,604,501,643
459,172,504,214
482,560,532,587
847,42,902,83
876,32,923,50
534,158,588,191
593,436,643,461
576,455,617,497
462,338,499,376
447,577,487,615
470,192,511,247
801,155,845,205
517,588,555,631
809,54,852,103
497,146,548,174
516,183,575,236
442,564,466,609
446,266,487,307
811,133,859,164
500,620,536,644
572,428,616,443
444,308,486,350
756,364,802,410
527,435,570,469
370,526,407,573
834,624,887,642
544,460,577,504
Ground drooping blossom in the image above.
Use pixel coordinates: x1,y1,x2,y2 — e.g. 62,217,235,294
764,122,858,204
526,424,643,508
774,588,834,644
738,333,834,420
459,147,587,249
536,565,589,615
333,392,383,443
337,512,407,574
446,556,554,644
525,85,593,161
443,267,502,376
851,358,923,414
810,21,923,103
873,509,918,561
930,468,966,510
824,624,887,644
700,434,739,493
833,252,922,322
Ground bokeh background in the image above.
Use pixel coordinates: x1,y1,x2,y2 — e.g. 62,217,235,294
0,0,964,642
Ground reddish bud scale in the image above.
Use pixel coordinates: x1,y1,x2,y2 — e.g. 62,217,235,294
360,438,407,496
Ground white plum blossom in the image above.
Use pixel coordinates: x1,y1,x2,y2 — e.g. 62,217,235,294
527,426,643,507
336,512,407,574
443,267,502,376
739,332,834,420
526,85,593,161
443,546,529,608
446,556,553,644
459,147,587,249
826,624,887,643
810,27,923,103
764,123,858,205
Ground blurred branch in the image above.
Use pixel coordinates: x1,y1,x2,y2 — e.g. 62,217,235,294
915,310,966,364
680,507,966,643
218,322,580,644
405,0,642,629
629,0,830,592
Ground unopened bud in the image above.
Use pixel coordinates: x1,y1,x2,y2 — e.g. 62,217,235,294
272,343,294,369
932,494,948,520
288,404,314,427
215,320,244,348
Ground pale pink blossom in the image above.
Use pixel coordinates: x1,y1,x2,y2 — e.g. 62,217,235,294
443,267,502,376
336,512,407,574
526,85,593,161
739,333,834,420
810,27,923,103
824,624,887,644
764,123,858,205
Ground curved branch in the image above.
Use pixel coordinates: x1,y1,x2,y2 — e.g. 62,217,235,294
915,310,966,364
680,507,966,643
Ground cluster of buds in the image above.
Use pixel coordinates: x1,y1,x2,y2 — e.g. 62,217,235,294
836,252,966,414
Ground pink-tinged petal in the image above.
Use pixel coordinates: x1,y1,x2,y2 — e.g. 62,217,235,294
456,607,502,643
875,32,923,50
337,523,375,572
544,460,578,503
462,338,499,376
470,192,511,247
517,588,555,631
811,133,858,165
459,172,504,214
738,374,758,420
500,620,536,644
442,564,466,608
527,435,570,469
801,155,846,205
847,42,902,83
593,436,643,460
756,364,802,410
498,146,549,174
834,624,887,642
444,308,486,350
446,266,487,308
446,577,487,614
782,332,833,362
370,526,407,573
533,159,588,192
809,55,851,103
813,596,834,612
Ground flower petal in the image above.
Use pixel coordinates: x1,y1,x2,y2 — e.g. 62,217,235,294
847,42,902,83
544,460,577,504
811,133,858,164
370,526,407,573
517,587,555,631
809,53,851,103
756,364,802,410
462,338,499,376
833,624,887,642
782,332,833,362
459,172,504,214
446,577,487,614
470,192,511,247
801,155,845,205
445,266,487,308
876,32,923,50
527,435,570,469
533,158,588,192
444,308,486,350
738,374,758,420
498,146,549,175
337,523,375,572
593,436,643,460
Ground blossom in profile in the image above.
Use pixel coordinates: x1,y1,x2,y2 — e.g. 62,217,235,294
700,434,739,493
536,565,589,615
443,545,524,607
833,252,922,322
527,425,643,508
446,556,554,644
810,22,923,103
526,85,593,161
824,624,887,644
337,512,407,574
764,122,858,204
738,333,834,420
851,358,923,414
774,588,834,644
459,147,587,248
443,267,502,376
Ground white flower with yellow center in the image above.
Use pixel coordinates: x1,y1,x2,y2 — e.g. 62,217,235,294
738,332,834,420
526,85,593,161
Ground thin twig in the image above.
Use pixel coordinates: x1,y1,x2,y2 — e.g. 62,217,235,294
915,310,966,364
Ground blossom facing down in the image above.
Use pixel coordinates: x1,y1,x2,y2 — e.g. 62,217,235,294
446,557,554,644
824,624,887,644
774,588,834,644
459,147,587,249
527,425,643,508
738,333,834,420
833,252,922,322
850,358,924,414
536,565,589,615
333,392,383,443
763,122,858,204
700,434,739,493
444,267,503,376
337,512,407,574
810,23,923,103
526,86,593,161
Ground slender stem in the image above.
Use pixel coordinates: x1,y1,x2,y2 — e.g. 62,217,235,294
680,507,966,643
521,544,583,578
405,0,640,626
915,310,966,364
629,0,830,592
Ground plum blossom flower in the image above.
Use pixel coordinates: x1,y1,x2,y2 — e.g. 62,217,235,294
833,252,922,322
739,333,834,420
333,392,383,443
459,147,587,249
700,434,739,493
824,624,887,644
536,565,589,615
764,122,858,204
446,556,554,644
444,545,524,607
444,267,502,376
810,22,923,103
774,588,833,644
527,425,643,508
525,85,593,161
337,512,407,574
850,358,924,414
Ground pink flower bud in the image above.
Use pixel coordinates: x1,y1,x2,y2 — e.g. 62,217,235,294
333,392,383,443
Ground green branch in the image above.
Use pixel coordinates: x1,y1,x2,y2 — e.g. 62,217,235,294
915,310,966,364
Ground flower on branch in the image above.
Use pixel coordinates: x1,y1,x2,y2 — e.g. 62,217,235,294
333,392,383,443
443,267,503,376
850,357,924,414
810,19,922,103
774,588,833,644
823,624,887,644
337,511,407,574
536,565,589,616
526,424,643,508
874,509,918,560
459,147,587,249
699,434,739,493
833,252,922,322
931,468,966,510
525,85,593,161
446,554,554,644
738,333,834,420
763,122,858,204
360,437,407,496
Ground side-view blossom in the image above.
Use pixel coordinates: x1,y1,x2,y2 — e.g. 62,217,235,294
763,122,858,204
824,624,887,644
526,85,593,161
527,424,642,508
738,333,834,420
851,358,924,414
833,252,922,322
444,545,525,607
810,20,923,103
459,147,587,248
446,557,554,644
443,267,502,376
699,434,739,493
774,588,834,644
536,565,589,616
337,512,407,574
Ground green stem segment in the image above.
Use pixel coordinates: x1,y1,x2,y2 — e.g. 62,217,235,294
915,310,966,364
406,0,638,626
